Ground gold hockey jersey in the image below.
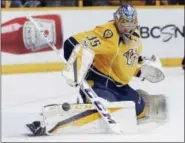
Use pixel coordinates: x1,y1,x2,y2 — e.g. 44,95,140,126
72,21,142,85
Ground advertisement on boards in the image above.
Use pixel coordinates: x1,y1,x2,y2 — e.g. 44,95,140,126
1,9,184,65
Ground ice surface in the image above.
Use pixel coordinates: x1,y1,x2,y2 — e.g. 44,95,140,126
1,68,184,142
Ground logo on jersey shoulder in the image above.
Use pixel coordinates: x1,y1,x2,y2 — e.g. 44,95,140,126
103,29,113,39
123,49,139,66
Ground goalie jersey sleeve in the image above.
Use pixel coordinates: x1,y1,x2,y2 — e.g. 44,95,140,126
64,21,142,85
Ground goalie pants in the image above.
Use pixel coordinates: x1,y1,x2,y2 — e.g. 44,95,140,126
80,68,145,116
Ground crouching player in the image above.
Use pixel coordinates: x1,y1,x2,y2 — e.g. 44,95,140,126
27,4,167,136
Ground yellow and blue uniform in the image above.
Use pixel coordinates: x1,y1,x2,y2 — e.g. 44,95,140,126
64,21,145,117
72,21,142,85
25,5,147,137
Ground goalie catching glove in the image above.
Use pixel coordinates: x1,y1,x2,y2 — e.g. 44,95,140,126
138,55,165,83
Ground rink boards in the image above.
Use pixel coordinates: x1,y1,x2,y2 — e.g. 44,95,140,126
1,7,184,74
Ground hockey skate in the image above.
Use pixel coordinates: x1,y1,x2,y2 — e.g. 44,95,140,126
26,121,46,136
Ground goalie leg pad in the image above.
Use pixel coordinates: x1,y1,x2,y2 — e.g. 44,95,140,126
136,89,168,123
41,102,137,135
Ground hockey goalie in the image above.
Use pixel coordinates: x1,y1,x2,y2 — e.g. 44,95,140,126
26,4,168,136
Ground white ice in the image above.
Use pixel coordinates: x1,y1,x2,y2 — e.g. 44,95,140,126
1,68,184,142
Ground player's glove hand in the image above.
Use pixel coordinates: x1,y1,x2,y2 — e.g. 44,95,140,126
139,55,165,83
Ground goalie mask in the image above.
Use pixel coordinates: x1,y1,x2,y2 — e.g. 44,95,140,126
114,4,138,44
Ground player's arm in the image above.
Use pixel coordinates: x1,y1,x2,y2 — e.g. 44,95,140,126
63,27,113,61
134,56,143,77
133,32,143,78
63,27,111,87
63,34,95,87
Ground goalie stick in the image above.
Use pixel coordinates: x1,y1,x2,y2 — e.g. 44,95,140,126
27,16,122,134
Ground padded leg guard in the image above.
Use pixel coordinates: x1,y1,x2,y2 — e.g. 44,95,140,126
136,89,168,124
